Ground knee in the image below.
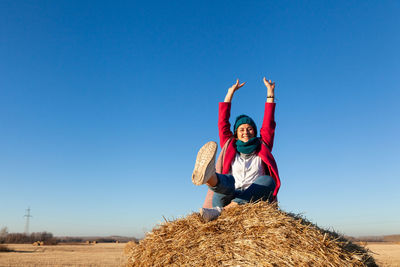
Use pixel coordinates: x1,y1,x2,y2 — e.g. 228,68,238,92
255,175,276,189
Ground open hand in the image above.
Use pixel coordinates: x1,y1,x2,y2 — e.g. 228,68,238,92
263,77,275,97
224,79,246,102
228,79,246,93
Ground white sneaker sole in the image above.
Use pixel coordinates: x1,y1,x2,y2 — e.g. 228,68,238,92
192,141,217,185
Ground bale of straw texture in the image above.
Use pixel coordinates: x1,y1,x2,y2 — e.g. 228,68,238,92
125,202,377,267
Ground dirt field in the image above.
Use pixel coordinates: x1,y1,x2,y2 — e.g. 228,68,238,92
366,242,400,267
0,242,399,266
0,243,127,267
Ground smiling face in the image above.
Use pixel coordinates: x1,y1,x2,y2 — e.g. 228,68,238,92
236,124,255,142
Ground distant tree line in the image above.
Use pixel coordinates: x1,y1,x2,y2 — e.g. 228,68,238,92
56,237,119,243
0,227,57,245
57,236,138,243
347,234,400,242
0,227,138,244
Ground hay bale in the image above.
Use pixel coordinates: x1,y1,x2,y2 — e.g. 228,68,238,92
0,244,12,252
125,202,377,266
125,241,137,254
32,241,40,246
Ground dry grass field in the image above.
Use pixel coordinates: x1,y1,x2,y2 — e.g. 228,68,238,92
0,243,127,267
0,241,399,266
365,242,400,267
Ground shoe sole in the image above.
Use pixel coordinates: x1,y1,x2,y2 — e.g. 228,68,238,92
192,141,217,185
199,208,204,216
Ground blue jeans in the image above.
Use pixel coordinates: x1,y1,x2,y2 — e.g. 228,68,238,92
209,174,276,208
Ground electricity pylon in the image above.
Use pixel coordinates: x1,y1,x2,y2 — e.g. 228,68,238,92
24,207,32,234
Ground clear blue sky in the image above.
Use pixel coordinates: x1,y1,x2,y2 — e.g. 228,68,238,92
1,1,399,238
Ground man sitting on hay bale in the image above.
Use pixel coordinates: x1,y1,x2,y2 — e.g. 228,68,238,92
192,77,281,221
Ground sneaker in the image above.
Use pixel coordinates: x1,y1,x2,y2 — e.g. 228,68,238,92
191,141,217,185
199,207,222,222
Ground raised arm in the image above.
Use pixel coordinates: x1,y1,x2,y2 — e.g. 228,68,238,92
218,80,246,147
260,77,277,150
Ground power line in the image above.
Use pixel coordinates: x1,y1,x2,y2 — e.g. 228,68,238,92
24,207,32,234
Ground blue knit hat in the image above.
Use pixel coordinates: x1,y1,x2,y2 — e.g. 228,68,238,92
233,115,257,134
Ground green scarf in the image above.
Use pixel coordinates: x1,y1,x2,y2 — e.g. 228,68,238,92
236,137,261,154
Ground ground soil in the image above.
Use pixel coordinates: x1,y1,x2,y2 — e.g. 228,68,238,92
0,243,127,267
365,242,400,267
0,241,399,266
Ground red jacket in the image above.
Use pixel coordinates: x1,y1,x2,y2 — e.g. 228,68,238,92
203,102,281,208
218,102,281,197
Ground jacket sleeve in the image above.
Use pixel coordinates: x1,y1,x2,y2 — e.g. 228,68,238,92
218,102,234,148
260,102,276,151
